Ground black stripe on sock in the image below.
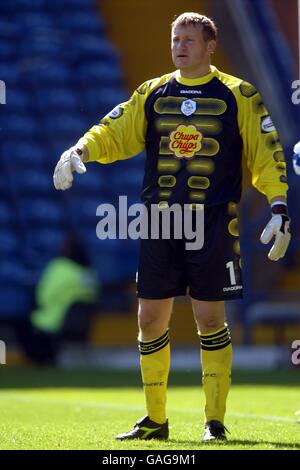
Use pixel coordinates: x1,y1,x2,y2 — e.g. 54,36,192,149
139,330,169,348
201,339,232,351
139,336,169,354
139,332,170,355
200,327,228,340
200,331,231,347
140,337,170,355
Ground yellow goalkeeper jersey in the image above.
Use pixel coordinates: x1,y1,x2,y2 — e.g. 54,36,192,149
78,66,288,206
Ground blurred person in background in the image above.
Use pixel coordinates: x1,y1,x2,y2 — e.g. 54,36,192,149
16,236,99,366
53,13,291,442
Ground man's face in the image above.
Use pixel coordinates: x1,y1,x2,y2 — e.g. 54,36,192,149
171,24,215,73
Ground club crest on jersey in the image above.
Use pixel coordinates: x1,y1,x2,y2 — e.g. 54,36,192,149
261,115,275,133
181,99,197,116
169,124,202,159
108,105,124,119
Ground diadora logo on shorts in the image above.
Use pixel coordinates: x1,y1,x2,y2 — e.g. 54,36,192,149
261,116,275,133
223,285,243,292
169,124,202,159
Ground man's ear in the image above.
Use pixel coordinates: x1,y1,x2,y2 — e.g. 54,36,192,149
207,40,217,54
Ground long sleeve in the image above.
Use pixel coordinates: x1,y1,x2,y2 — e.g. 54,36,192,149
234,82,288,202
78,87,148,164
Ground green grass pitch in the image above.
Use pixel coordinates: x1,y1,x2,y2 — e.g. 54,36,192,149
0,368,299,450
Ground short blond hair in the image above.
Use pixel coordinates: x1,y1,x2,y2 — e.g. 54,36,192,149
172,12,218,42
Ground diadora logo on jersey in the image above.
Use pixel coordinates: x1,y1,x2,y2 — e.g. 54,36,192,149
180,90,202,95
261,115,275,133
108,105,124,119
169,124,202,159
181,99,197,116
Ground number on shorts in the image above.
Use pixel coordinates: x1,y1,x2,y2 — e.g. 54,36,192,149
226,261,237,285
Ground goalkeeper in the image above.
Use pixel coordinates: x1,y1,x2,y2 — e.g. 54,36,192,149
53,12,291,442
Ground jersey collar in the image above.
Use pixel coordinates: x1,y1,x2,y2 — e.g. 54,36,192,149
175,66,218,86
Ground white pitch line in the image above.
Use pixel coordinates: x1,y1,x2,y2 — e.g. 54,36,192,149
228,412,296,423
0,392,143,412
0,392,297,423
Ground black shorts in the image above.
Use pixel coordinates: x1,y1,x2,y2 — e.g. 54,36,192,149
136,202,243,301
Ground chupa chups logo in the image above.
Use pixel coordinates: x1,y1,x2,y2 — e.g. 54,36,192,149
169,124,202,159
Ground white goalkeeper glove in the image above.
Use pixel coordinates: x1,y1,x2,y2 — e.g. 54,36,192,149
53,146,87,190
260,204,291,261
293,141,300,175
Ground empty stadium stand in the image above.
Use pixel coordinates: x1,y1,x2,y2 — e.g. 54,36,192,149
0,0,144,319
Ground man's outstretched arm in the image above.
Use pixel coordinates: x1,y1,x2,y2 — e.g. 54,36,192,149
53,85,149,190
234,82,291,261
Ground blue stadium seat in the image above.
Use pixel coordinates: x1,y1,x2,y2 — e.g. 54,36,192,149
89,250,136,284
10,0,46,10
0,18,19,36
0,41,15,60
74,165,114,195
14,12,54,30
94,254,124,283
5,113,38,138
75,35,118,62
77,61,122,86
0,3,14,16
6,88,31,110
78,227,100,246
18,197,65,226
0,202,15,226
83,87,128,112
20,32,64,58
81,230,111,259
83,228,137,255
0,174,10,197
42,113,87,139
121,152,145,169
23,243,58,276
49,140,77,165
105,238,137,257
0,286,32,318
24,228,66,253
22,60,71,86
69,196,102,223
0,229,19,255
46,0,95,9
1,141,45,167
0,63,19,85
112,168,143,194
59,12,104,33
0,260,28,285
35,87,79,111
10,169,54,196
